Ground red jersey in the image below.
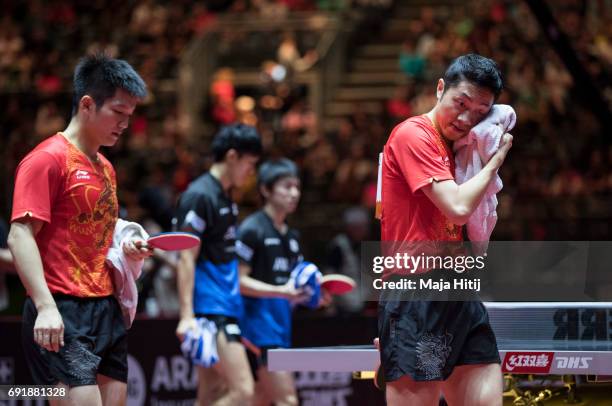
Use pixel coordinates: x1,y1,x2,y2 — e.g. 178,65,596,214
12,133,118,297
381,115,462,243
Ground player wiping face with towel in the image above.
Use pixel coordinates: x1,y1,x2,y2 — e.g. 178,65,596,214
378,54,513,406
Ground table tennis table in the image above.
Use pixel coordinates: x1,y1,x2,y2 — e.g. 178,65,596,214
269,303,612,375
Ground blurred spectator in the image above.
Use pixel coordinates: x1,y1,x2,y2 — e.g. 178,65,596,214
399,38,425,78
281,99,318,144
329,117,355,158
386,84,414,125
302,136,338,199
277,31,319,74
189,3,218,35
324,207,370,315
235,95,259,126
278,32,302,70
258,60,288,127
252,0,289,19
210,67,237,125
330,139,375,203
34,101,65,140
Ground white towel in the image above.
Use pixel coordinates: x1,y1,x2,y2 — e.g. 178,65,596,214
453,104,516,251
106,218,149,328
180,317,219,368
289,261,322,309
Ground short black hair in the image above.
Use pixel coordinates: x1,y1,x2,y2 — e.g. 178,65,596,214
211,123,263,162
443,54,503,99
72,53,147,116
258,158,299,189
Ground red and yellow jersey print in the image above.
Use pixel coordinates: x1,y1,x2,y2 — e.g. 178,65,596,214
64,142,118,297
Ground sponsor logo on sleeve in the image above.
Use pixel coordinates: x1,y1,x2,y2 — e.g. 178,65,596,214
264,238,281,246
236,240,253,261
290,239,300,253
185,210,206,233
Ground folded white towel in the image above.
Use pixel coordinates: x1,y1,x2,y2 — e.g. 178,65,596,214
289,261,322,309
180,317,219,367
453,104,516,251
106,218,149,328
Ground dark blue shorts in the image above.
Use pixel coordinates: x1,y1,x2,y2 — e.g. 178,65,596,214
246,345,281,380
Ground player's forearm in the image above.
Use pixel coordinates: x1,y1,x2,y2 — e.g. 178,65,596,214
7,224,56,310
240,274,286,298
176,252,195,319
452,165,498,223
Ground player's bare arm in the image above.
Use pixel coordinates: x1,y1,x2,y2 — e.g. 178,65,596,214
175,244,199,340
423,132,513,225
239,262,305,300
8,218,64,352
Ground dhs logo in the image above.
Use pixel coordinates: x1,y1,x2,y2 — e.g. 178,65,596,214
555,356,592,370
502,352,553,374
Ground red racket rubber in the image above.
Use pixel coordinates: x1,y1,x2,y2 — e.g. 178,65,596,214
146,232,200,251
321,274,356,295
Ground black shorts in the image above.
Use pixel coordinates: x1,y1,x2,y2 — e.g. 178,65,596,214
22,295,128,387
378,300,500,382
246,345,278,378
195,314,242,343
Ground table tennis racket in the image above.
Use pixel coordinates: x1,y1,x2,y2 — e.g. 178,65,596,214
143,232,200,251
321,274,356,295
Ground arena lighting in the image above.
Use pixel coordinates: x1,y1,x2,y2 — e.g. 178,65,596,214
271,64,287,82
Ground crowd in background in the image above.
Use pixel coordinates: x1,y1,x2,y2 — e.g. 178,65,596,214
1,0,610,315
385,0,612,240
549,0,611,101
